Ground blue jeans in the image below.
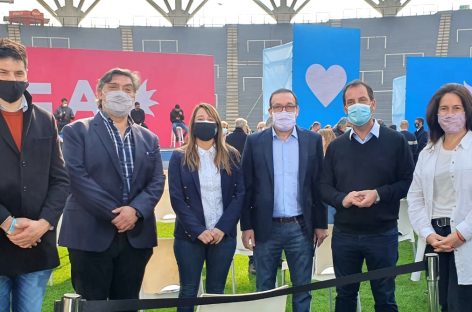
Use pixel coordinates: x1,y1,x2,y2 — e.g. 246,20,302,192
0,269,52,312
172,122,188,137
174,236,236,312
332,227,399,312
254,220,314,312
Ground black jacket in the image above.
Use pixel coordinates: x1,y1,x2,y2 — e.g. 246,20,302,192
170,108,184,123
0,92,69,276
225,127,247,156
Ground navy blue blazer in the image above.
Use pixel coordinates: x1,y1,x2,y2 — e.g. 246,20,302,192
168,149,245,241
58,113,165,252
241,126,327,243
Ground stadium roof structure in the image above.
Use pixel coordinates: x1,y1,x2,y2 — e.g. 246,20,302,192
3,0,422,27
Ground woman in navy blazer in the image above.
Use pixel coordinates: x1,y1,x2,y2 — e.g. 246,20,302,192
168,103,244,312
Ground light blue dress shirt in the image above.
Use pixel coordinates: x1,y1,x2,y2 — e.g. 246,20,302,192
349,119,380,144
272,127,302,218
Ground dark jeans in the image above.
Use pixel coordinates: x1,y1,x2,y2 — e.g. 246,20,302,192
332,227,399,312
254,220,314,312
174,236,236,312
425,222,472,312
68,234,152,312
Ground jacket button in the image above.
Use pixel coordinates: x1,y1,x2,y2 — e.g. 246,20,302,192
21,161,27,167
23,186,27,192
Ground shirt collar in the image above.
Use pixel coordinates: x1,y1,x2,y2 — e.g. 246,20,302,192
0,95,28,113
349,119,380,141
197,145,216,156
99,110,134,126
456,131,472,150
272,126,298,140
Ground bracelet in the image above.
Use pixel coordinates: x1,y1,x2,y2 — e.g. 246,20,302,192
6,218,16,235
456,231,466,243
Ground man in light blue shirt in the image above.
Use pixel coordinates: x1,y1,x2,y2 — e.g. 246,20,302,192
241,88,328,312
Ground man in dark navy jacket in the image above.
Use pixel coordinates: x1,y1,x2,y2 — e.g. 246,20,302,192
241,88,327,312
59,68,165,303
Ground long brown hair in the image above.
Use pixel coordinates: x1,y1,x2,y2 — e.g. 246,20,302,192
318,128,336,155
181,103,239,175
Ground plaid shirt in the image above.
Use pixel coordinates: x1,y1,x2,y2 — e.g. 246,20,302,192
99,111,135,203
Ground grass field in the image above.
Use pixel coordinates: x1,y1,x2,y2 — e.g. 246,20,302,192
43,223,429,311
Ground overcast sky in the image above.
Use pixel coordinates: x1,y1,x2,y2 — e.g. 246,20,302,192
3,0,472,27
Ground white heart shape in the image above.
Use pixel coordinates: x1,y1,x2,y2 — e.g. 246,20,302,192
305,64,347,107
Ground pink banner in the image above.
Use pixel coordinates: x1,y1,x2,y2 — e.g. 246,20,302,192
26,47,215,148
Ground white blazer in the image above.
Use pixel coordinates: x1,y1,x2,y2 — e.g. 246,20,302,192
407,131,472,285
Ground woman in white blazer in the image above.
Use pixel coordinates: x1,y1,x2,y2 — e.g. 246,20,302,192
407,83,472,312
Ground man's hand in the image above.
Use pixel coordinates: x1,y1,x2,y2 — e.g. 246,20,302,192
197,230,214,244
242,230,255,250
342,191,364,208
314,228,329,247
8,218,50,248
355,190,378,208
210,228,225,244
112,206,138,233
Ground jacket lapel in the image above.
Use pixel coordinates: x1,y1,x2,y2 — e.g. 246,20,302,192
191,169,202,199
92,114,122,178
130,125,144,184
297,126,308,188
263,129,274,187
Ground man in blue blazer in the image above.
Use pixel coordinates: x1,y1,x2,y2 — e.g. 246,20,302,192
241,88,328,312
59,68,165,303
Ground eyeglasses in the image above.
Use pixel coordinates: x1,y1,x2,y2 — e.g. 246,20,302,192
271,104,297,113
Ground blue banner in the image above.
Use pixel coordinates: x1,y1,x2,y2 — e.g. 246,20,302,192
406,57,472,131
263,42,293,122
293,25,360,129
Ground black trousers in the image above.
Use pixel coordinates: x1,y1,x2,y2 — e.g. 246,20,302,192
68,233,152,311
425,222,472,312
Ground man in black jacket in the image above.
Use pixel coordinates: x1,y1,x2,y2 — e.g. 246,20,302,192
414,117,428,162
170,104,188,138
320,81,414,312
225,118,248,155
53,97,75,133
0,38,69,312
399,120,418,164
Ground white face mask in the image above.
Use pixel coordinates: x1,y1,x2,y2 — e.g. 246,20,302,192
222,128,228,135
103,90,134,118
273,111,296,132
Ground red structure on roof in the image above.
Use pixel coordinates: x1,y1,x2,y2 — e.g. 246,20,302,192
4,9,50,26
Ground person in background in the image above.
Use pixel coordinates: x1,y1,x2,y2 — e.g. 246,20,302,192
221,120,230,136
54,97,75,134
59,68,165,304
320,80,414,312
170,104,189,138
226,118,248,156
310,121,321,133
399,120,418,164
168,103,244,312
0,38,69,312
333,117,348,137
324,124,332,129
130,102,147,128
389,124,397,131
408,84,472,312
256,121,266,132
414,117,429,162
318,128,337,224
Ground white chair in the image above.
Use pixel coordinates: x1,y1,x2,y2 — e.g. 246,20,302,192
171,126,184,148
312,225,361,312
398,198,416,257
195,285,288,312
140,238,180,299
230,224,253,293
154,170,176,223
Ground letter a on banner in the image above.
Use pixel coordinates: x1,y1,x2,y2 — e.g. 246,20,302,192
293,25,360,128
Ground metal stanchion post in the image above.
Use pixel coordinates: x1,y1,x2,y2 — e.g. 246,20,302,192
61,293,82,312
425,253,440,312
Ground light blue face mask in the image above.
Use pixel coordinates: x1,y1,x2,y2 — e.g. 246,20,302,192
347,103,372,126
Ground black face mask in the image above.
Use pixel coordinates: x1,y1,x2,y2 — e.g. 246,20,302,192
0,80,29,103
193,122,217,141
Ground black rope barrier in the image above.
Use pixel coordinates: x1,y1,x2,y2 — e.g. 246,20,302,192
63,260,426,311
